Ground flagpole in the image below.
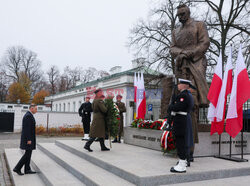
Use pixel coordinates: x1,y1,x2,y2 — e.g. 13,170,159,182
241,129,244,159
219,135,221,156
229,136,232,158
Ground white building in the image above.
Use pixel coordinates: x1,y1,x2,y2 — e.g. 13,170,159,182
44,64,162,126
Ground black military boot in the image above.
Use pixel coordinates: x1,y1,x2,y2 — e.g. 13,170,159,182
189,152,194,162
84,138,95,152
118,136,121,143
112,137,118,143
100,138,110,151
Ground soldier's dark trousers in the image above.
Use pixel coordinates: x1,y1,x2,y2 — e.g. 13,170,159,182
176,136,187,160
14,150,32,172
82,119,90,134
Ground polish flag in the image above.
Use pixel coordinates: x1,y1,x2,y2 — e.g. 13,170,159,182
225,45,250,138
211,47,233,134
134,72,138,103
207,52,223,135
137,72,146,119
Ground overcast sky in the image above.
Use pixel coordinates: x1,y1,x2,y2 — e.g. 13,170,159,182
0,0,151,73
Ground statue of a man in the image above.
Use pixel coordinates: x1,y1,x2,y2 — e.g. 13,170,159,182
170,4,210,150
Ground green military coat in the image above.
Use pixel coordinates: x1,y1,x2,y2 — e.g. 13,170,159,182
89,98,107,138
116,101,126,135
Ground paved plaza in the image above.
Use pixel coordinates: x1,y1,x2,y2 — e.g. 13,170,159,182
2,133,250,186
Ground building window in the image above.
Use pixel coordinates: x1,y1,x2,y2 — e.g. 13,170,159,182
63,103,66,112
23,106,28,109
56,104,58,111
38,107,43,111
59,104,61,112
7,105,13,109
68,103,70,112
73,102,76,112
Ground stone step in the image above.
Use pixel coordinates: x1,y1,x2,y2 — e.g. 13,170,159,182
4,148,45,186
38,143,135,186
55,140,250,186
31,149,84,186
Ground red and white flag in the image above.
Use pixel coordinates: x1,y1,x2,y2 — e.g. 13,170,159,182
207,52,223,135
225,45,250,138
134,72,138,103
136,72,146,119
210,47,233,135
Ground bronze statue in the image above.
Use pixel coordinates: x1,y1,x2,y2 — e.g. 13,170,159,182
170,4,210,146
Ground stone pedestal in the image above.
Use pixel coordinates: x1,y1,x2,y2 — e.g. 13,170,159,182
160,76,173,118
124,127,250,157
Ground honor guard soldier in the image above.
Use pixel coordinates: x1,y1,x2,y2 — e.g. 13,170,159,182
84,89,110,152
169,78,195,173
112,95,126,143
79,96,93,140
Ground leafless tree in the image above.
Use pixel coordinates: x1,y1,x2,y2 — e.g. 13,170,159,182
197,0,250,74
1,46,43,92
128,0,249,77
0,70,10,102
47,65,60,94
97,70,110,78
128,0,195,74
81,67,98,83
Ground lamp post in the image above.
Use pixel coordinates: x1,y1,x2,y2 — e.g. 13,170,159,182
50,98,53,111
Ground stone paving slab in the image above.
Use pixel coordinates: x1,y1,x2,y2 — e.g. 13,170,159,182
56,140,250,185
167,175,250,186
38,143,135,186
5,149,45,186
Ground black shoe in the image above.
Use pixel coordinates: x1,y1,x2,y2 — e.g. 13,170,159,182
13,169,24,176
84,145,93,152
101,147,110,151
170,167,186,173
25,170,36,174
187,161,190,167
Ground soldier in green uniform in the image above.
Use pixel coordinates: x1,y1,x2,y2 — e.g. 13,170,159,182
112,95,126,143
84,89,110,152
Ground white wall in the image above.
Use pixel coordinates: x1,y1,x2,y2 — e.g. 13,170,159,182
13,107,82,132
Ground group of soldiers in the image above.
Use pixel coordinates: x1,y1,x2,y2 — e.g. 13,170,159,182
80,3,210,174
78,89,126,152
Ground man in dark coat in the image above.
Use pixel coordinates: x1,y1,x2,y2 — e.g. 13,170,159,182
13,104,37,175
78,96,93,140
112,95,126,143
169,79,194,173
84,89,110,152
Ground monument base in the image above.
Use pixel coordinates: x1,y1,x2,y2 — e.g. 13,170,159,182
124,127,250,157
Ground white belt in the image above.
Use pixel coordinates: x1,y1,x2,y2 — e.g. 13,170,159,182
171,111,187,116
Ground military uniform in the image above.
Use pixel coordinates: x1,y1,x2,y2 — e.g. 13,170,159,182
170,89,194,160
113,101,126,143
78,101,92,136
84,98,109,151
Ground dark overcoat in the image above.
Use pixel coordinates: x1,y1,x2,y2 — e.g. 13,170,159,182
116,101,126,127
89,98,107,138
20,111,36,150
78,102,93,124
170,89,194,148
